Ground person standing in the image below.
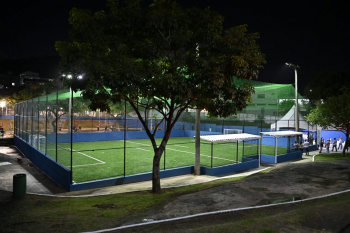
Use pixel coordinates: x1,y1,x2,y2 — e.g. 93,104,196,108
338,137,343,150
331,138,337,152
326,139,331,153
299,141,304,152
304,140,310,155
293,141,300,151
319,138,324,153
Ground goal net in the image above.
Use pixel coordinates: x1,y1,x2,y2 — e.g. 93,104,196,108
29,134,46,152
223,129,242,134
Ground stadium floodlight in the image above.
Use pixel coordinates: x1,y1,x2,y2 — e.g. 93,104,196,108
285,62,300,70
62,73,84,80
285,62,300,137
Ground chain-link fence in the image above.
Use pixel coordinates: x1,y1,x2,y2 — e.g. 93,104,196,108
14,89,320,184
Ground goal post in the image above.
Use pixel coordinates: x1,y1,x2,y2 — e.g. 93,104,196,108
223,128,242,134
29,134,46,153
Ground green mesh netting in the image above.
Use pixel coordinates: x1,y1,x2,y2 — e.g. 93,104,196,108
18,78,304,121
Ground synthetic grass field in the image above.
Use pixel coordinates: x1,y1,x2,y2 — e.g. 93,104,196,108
43,137,287,183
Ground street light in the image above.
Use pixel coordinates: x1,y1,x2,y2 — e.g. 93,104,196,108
285,63,300,136
0,101,6,127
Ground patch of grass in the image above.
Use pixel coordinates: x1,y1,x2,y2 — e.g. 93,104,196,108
315,153,350,161
122,192,350,233
260,167,274,173
2,165,349,233
0,174,247,233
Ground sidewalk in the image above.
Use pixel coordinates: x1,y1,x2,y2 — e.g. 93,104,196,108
0,144,332,197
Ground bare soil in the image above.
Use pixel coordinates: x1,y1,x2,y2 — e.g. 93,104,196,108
124,159,350,226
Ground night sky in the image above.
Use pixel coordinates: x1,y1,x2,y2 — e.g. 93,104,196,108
1,0,349,93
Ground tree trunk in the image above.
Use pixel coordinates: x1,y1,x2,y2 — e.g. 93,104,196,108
342,132,349,156
152,147,164,194
50,119,56,133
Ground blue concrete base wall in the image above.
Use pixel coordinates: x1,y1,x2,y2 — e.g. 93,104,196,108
277,151,302,163
14,136,71,190
70,166,194,191
200,160,259,176
71,160,260,191
261,151,302,164
47,130,186,143
242,155,258,162
260,154,276,164
183,130,220,138
309,145,318,151
261,136,295,147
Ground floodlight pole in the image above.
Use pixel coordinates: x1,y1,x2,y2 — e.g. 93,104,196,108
194,43,201,175
0,101,6,127
285,63,300,139
194,108,201,175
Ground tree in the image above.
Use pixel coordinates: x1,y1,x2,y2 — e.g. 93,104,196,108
55,0,265,193
306,89,350,156
11,79,64,104
304,72,350,106
278,99,295,116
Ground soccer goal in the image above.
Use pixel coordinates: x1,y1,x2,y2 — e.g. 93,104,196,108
29,134,46,153
224,128,242,134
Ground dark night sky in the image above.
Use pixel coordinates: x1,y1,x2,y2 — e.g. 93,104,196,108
1,0,349,93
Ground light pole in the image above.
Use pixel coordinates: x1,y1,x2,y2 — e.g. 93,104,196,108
0,101,5,127
62,73,84,133
285,63,300,135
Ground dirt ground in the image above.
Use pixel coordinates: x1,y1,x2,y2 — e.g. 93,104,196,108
124,159,350,225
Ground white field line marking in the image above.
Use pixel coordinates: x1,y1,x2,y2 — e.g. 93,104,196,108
73,150,106,164
172,145,189,148
127,141,152,147
72,150,106,168
58,146,106,167
73,163,105,168
128,141,236,162
136,148,151,152
127,141,152,152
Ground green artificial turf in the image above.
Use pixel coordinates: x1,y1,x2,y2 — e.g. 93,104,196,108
42,137,286,183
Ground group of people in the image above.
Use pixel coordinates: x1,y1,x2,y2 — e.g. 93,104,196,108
318,137,349,154
293,139,310,155
293,136,350,155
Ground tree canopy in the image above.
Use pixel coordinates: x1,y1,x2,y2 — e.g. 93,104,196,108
304,72,350,105
306,89,350,155
55,0,265,193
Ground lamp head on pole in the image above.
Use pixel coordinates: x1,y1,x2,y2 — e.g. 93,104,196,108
0,101,6,108
285,62,300,70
